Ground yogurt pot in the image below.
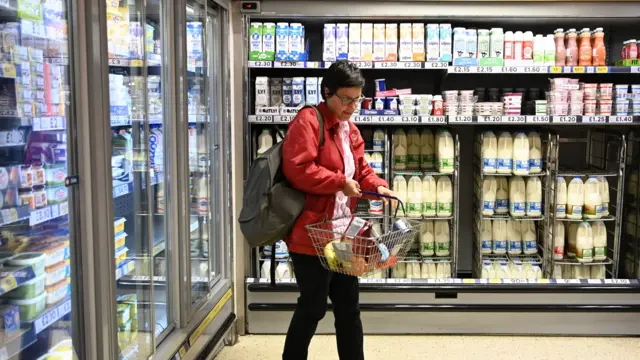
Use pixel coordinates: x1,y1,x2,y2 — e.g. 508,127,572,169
584,100,597,115
547,90,569,102
460,103,474,115
570,89,584,102
569,102,584,115
599,100,613,115
599,83,613,100
7,291,46,321
459,90,475,103
416,94,433,106
45,278,70,305
8,252,46,276
399,95,415,106
5,273,45,299
615,84,629,96
615,101,629,115
416,104,432,115
399,105,415,115
549,102,569,116
442,90,459,103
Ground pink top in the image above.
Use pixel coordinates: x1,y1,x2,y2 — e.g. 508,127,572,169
333,120,356,221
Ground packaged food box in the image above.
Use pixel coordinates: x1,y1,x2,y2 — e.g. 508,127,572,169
46,186,68,205
7,291,45,321
45,261,70,286
114,218,126,235
0,305,19,336
115,246,128,265
8,252,46,276
44,164,66,186
5,273,45,299
117,294,138,331
28,242,69,267
45,278,69,305
114,232,127,250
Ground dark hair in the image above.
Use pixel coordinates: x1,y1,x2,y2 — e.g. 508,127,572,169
321,60,365,101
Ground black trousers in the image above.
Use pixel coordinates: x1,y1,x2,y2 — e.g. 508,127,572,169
282,252,364,360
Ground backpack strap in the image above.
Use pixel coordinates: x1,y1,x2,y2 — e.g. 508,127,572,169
300,105,324,148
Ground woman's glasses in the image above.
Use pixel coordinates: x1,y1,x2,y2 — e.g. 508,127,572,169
334,94,365,106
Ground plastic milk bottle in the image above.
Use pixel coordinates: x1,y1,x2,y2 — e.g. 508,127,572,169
422,262,437,279
480,219,493,255
597,176,610,216
393,175,408,208
512,132,530,175
497,132,513,174
482,131,498,173
526,177,542,217
507,220,522,255
257,129,273,157
567,223,578,257
420,129,435,169
437,129,455,174
556,176,567,218
528,131,543,173
492,219,507,255
522,221,537,255
483,176,497,216
422,175,437,217
584,177,603,219
576,222,594,263
407,176,423,218
394,129,408,170
436,176,453,217
434,220,450,256
592,221,607,261
407,128,421,170
495,177,509,214
373,128,385,151
567,177,584,219
420,221,435,256
509,176,526,217
553,222,565,260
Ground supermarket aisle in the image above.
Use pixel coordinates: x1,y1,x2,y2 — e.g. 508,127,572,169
216,335,640,360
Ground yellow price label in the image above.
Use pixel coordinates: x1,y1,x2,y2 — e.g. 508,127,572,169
2,63,16,78
489,278,501,284
537,279,550,284
1,276,18,291
179,346,187,357
573,66,585,73
550,66,562,73
463,278,475,284
130,60,143,67
596,66,608,74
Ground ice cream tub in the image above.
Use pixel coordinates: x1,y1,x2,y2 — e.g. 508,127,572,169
5,273,45,299
8,252,46,276
115,232,128,249
114,218,126,235
45,278,70,305
7,291,45,321
45,261,70,286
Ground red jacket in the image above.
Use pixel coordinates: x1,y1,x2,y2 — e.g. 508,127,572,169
282,102,389,256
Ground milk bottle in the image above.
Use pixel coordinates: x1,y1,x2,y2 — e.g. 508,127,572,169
492,220,507,255
257,129,273,156
556,176,567,218
553,222,565,260
512,132,530,175
496,177,509,214
576,222,594,262
597,176,610,217
420,221,435,256
435,220,450,256
567,223,578,258
407,260,421,279
438,263,451,279
480,219,493,255
481,261,496,278
509,261,524,279
436,176,453,217
393,263,406,278
422,262,436,279
394,129,408,170
574,266,590,279
552,264,563,279
495,261,511,278
526,177,542,217
261,259,271,278
276,261,291,279
507,220,522,255
437,129,455,174
566,177,584,219
591,265,606,279
407,128,421,170
373,128,385,151
522,221,537,255
407,176,423,218
509,176,526,217
592,221,607,261
528,132,543,174
584,177,603,219
497,132,513,174
482,131,498,174
482,176,497,216
422,175,437,217
393,175,408,208
371,152,383,175
420,129,435,169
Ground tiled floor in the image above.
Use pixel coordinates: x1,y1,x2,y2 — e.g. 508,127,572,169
217,335,640,360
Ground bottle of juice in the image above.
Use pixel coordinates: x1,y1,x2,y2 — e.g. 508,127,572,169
554,29,566,66
578,28,592,66
592,28,606,66
565,29,578,66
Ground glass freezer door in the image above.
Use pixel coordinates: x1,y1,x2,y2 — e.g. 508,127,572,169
0,0,78,359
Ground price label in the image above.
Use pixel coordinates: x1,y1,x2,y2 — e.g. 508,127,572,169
253,115,273,123
572,66,585,73
476,66,494,73
523,66,547,73
609,116,633,123
401,116,419,123
367,278,385,284
550,66,562,73
354,61,373,69
1,63,16,78
587,279,603,284
278,115,294,123
108,58,126,66
248,61,272,68
30,206,52,226
111,117,131,126
34,299,72,334
274,61,302,68
401,61,422,69
427,62,448,69
0,130,25,146
503,115,526,123
378,116,396,123
375,62,399,69
501,66,518,73
352,116,372,123
556,279,582,284
451,115,473,123
526,115,549,123
453,66,471,73
552,116,577,123
129,59,143,67
422,116,446,124
479,115,501,123
632,67,640,74
113,183,131,198
604,279,631,285
583,116,607,123
596,66,609,74
395,278,412,284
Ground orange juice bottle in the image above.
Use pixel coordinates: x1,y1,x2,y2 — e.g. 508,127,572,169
592,28,606,66
578,28,592,66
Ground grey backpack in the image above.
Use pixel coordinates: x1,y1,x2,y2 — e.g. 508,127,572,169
239,106,324,280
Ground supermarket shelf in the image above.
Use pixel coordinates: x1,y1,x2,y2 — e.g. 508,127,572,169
482,171,548,177
0,205,30,227
31,116,67,131
482,213,545,221
392,169,448,177
407,215,454,221
557,168,619,177
30,203,69,226
554,256,614,266
0,298,72,360
248,114,640,125
555,215,616,222
116,260,136,280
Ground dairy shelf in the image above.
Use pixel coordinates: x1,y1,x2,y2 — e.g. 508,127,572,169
554,256,614,266
482,214,546,221
392,169,447,177
555,215,616,222
557,168,619,177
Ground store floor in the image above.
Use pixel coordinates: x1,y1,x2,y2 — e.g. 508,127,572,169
216,334,640,359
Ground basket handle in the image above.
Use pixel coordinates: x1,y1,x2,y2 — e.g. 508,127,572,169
361,190,405,217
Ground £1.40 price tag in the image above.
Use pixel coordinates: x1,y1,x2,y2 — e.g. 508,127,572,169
608,116,633,124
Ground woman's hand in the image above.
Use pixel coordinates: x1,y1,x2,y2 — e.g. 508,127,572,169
343,179,362,197
377,186,398,210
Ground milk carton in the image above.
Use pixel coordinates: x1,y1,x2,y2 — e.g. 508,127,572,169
336,24,349,60
249,23,263,61
275,23,289,61
348,23,361,61
317,77,323,101
255,76,270,108
262,23,276,60
323,24,337,62
385,24,398,61
305,77,318,105
373,24,386,61
411,23,425,61
399,23,412,62
291,77,305,107
289,23,303,61
270,78,282,106
465,29,477,58
282,78,293,107
426,24,440,62
453,27,466,61
361,23,373,61
439,24,452,62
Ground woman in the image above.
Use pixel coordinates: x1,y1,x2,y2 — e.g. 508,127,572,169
281,60,395,360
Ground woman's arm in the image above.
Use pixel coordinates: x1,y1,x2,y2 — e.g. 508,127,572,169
282,109,346,195
351,126,389,197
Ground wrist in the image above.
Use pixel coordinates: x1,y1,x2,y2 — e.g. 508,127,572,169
377,186,387,193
